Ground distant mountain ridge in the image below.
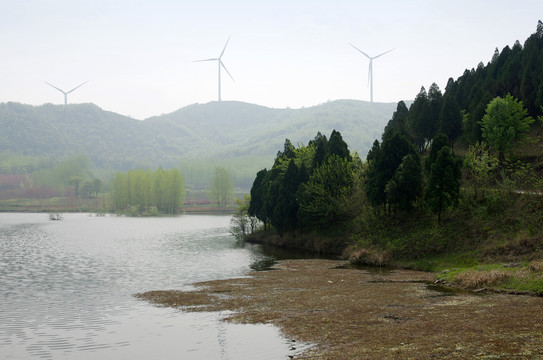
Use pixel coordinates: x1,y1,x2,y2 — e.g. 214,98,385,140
0,100,400,171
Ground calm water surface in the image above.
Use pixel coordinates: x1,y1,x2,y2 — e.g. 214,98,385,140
0,213,305,359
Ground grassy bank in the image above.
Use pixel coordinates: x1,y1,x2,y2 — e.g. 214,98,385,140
0,196,237,215
0,196,109,213
249,189,543,295
348,190,543,295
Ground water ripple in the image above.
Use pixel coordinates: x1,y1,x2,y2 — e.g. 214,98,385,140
0,213,300,359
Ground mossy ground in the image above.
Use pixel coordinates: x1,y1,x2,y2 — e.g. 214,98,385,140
136,259,543,359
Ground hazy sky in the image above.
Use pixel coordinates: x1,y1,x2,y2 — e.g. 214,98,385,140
1,0,541,119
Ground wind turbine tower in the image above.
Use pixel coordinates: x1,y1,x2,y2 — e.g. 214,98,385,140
45,81,89,105
194,36,234,102
350,44,394,103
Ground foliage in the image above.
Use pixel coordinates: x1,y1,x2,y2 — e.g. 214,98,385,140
0,151,54,174
209,167,234,208
424,146,462,223
0,100,396,192
248,169,269,225
439,95,463,149
382,101,409,140
298,155,354,229
445,21,543,142
32,154,91,189
365,132,419,211
406,86,430,153
424,133,449,174
110,167,185,214
385,153,423,212
479,94,534,161
248,130,355,239
463,142,500,200
230,195,261,241
273,159,301,234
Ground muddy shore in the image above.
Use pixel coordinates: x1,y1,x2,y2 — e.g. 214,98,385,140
136,259,543,359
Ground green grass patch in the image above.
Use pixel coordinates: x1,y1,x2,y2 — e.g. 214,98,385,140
436,261,543,295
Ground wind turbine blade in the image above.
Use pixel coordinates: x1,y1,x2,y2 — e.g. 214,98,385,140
373,48,395,59
44,81,66,94
67,81,88,94
349,43,371,59
219,35,231,58
194,58,219,62
220,61,234,82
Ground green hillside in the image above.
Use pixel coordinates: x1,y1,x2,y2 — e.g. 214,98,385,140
0,100,399,188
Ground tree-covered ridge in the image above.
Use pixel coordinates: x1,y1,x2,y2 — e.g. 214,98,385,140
245,22,543,259
445,20,543,142
0,99,397,190
0,100,396,167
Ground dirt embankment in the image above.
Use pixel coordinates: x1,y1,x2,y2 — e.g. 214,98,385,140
136,259,543,359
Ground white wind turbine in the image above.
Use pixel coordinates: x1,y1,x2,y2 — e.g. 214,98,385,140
194,36,234,102
349,44,394,103
45,81,89,105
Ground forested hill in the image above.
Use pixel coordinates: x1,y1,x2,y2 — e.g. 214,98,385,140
444,20,543,142
0,100,398,171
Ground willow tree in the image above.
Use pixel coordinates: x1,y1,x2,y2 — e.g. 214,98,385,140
110,167,185,214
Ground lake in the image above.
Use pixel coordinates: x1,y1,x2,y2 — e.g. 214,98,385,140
0,213,307,359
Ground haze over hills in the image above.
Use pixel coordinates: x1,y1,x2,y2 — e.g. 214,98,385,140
0,99,400,187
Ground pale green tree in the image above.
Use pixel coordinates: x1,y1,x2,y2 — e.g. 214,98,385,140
210,167,234,208
480,94,534,161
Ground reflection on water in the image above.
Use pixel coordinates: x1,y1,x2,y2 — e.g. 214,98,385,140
0,213,304,359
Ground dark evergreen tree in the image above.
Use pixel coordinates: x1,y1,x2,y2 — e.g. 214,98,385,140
383,101,409,141
248,168,268,226
275,139,296,166
425,133,450,174
439,95,463,149
366,140,381,164
262,168,281,229
407,86,430,153
273,159,300,234
427,83,443,142
424,146,462,223
328,130,351,161
365,132,418,212
311,134,328,170
385,153,422,212
298,161,310,184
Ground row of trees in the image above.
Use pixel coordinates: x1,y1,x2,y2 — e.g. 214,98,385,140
110,168,185,214
400,21,542,155
246,90,538,244
367,89,535,222
444,20,543,142
240,23,543,256
248,130,357,236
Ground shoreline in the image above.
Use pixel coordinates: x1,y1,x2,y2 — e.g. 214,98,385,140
136,258,543,359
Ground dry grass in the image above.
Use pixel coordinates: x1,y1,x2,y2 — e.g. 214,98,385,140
346,247,392,267
136,259,543,359
454,269,510,289
528,260,543,272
